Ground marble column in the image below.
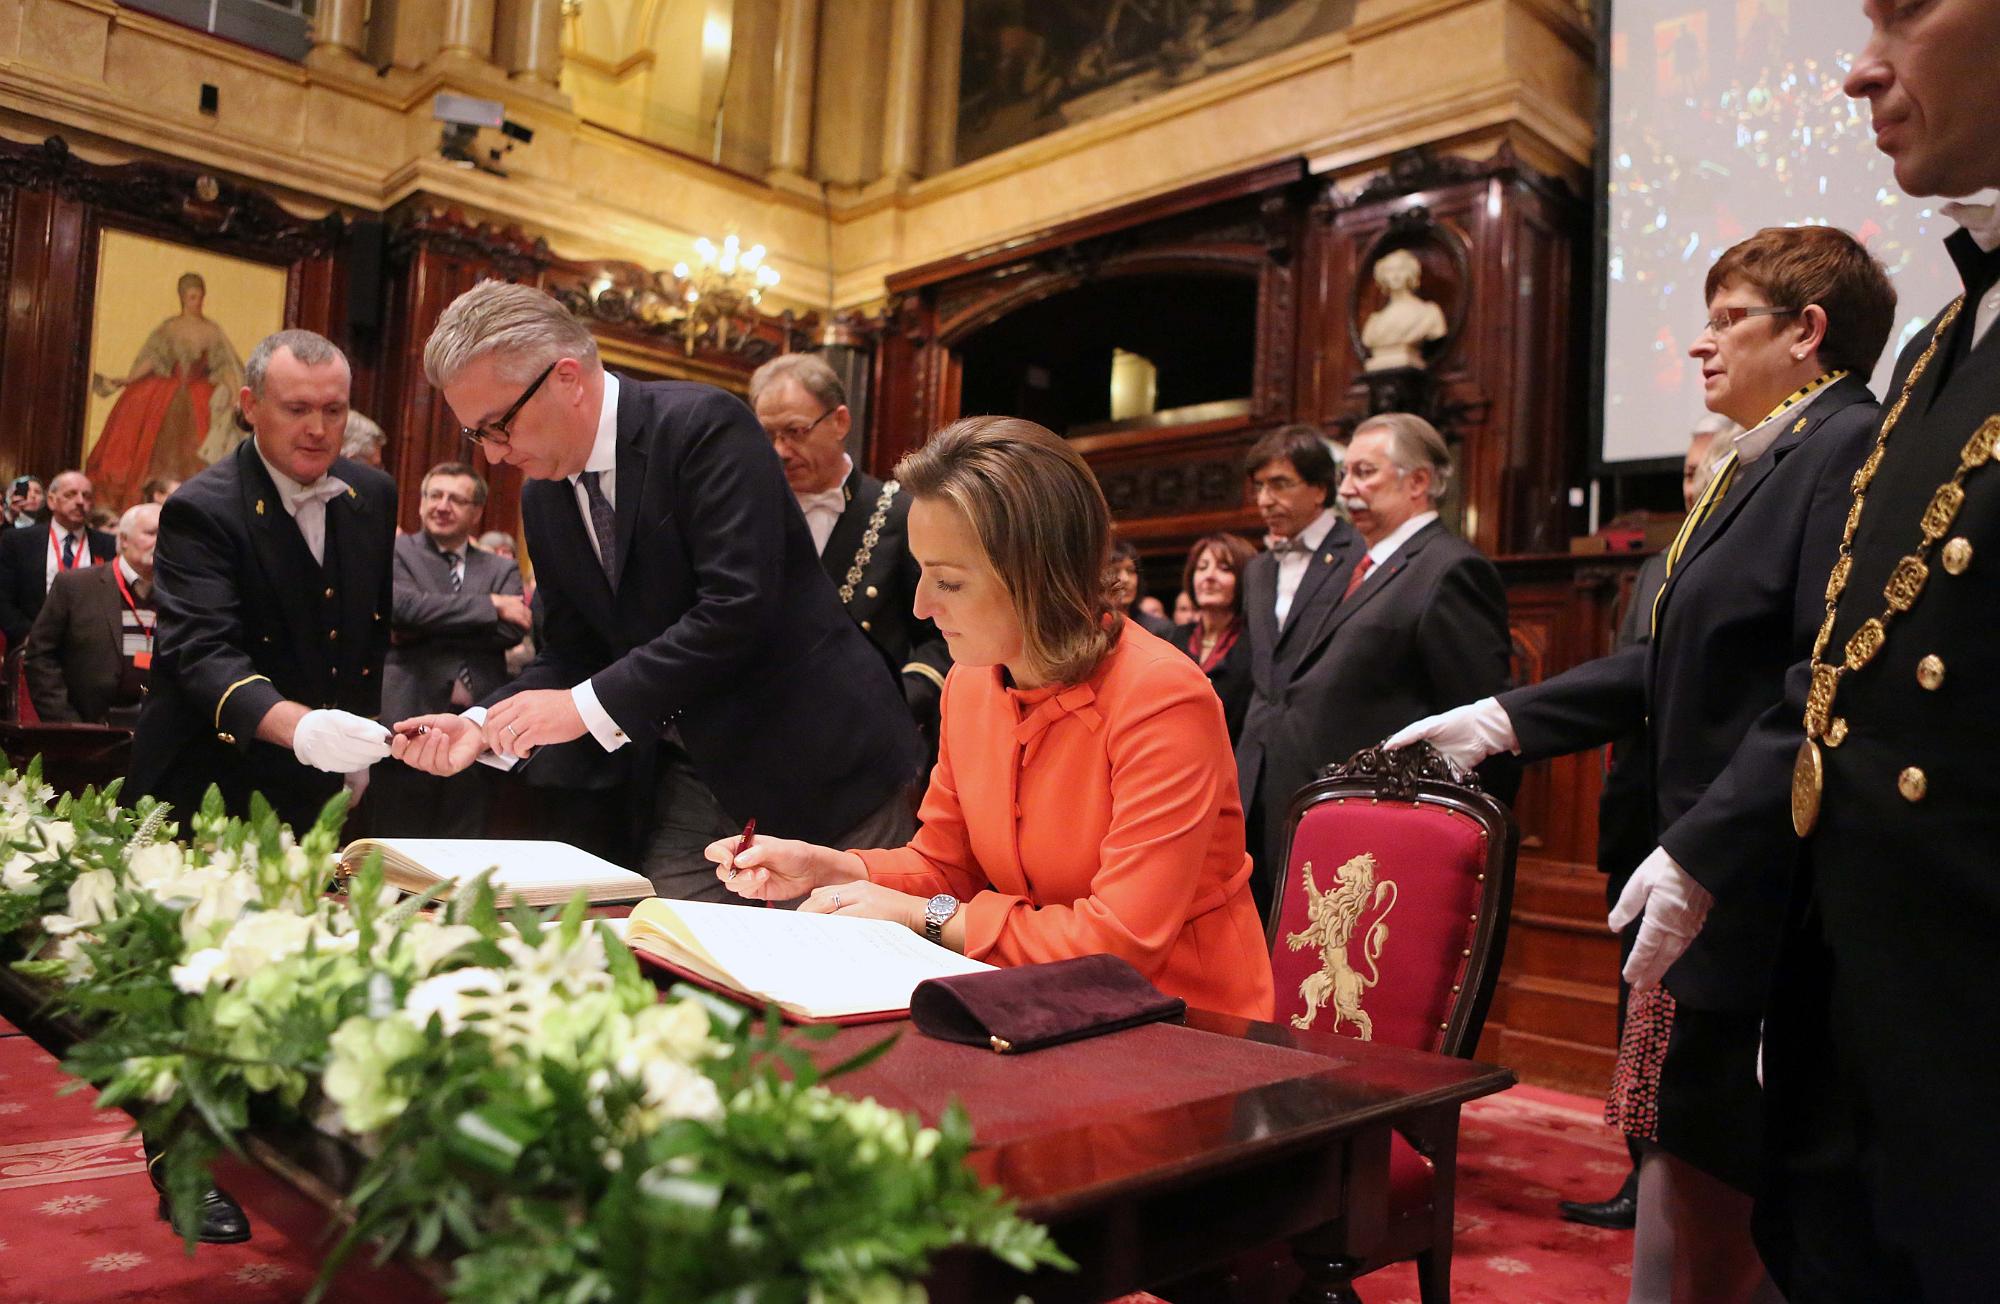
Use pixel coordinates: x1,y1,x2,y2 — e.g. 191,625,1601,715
771,0,819,177
506,0,563,85
880,0,926,182
441,0,498,62
312,0,368,60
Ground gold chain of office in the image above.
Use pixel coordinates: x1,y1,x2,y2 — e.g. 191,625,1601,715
838,479,899,606
1794,294,2000,833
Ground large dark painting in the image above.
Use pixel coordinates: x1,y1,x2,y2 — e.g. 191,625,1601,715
956,0,1355,165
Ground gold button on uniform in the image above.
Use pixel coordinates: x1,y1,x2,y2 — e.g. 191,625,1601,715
1898,767,1928,803
1941,537,1973,575
1917,655,1945,691
217,732,236,745
324,586,334,598
865,585,879,599
861,620,872,631
328,629,338,640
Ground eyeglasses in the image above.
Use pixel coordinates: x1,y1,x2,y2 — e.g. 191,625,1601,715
460,362,556,449
764,408,835,445
421,488,478,509
1701,306,1801,337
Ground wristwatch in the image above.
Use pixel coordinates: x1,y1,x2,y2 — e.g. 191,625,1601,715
922,893,960,944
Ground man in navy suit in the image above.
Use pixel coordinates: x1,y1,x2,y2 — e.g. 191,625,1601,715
0,470,115,647
394,282,922,899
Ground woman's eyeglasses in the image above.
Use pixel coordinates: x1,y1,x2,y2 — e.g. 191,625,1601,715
1701,306,1801,337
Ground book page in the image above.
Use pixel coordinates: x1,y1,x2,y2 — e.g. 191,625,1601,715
344,839,651,894
625,899,992,1019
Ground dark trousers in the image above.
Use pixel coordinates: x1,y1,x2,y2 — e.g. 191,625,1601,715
364,759,493,840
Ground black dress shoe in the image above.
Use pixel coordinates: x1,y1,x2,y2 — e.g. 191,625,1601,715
155,1184,252,1244
1558,1189,1638,1230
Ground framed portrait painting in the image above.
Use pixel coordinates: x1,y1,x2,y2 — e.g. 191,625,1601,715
81,229,288,510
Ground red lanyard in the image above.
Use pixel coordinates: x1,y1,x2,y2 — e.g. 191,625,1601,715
51,524,84,570
113,564,154,666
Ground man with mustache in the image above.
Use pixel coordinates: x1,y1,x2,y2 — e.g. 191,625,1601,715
1232,417,1512,916
1755,2,2000,1296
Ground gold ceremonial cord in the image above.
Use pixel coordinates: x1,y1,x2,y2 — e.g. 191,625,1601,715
214,674,271,731
1648,371,1847,638
838,479,899,606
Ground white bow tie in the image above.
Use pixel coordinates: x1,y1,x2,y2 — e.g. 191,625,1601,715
1265,534,1311,556
290,478,348,510
797,487,846,516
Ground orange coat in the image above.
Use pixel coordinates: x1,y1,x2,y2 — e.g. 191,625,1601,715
857,623,1275,1020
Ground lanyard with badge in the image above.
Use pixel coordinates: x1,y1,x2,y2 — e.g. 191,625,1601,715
113,564,154,670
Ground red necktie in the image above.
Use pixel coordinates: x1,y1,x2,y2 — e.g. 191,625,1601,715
1342,554,1375,600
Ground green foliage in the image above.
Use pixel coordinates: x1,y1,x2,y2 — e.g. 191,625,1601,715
0,759,1071,1300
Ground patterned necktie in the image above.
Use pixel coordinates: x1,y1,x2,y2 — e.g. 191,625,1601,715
60,533,76,569
579,470,618,587
448,549,473,705
1342,553,1375,600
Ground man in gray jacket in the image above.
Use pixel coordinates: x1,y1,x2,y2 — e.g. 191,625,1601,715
371,461,529,836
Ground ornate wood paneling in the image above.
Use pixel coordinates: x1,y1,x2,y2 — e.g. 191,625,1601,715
0,136,344,493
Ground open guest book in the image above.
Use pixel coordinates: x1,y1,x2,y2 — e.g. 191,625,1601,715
617,898,993,1025
337,838,656,908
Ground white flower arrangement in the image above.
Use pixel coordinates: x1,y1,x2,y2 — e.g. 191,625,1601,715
0,762,1068,1301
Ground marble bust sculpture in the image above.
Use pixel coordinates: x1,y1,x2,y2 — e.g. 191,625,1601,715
1360,249,1448,372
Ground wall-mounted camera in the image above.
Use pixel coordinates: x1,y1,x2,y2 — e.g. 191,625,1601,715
433,93,535,177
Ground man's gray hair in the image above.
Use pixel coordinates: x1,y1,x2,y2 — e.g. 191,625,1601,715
1353,411,1453,499
748,352,847,410
117,502,159,539
423,280,599,389
244,330,346,398
1690,412,1741,443
476,530,515,553
47,469,90,495
341,410,385,459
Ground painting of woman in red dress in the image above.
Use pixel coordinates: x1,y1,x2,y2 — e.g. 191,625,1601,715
85,272,246,509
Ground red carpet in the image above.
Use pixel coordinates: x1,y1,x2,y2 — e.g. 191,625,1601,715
0,1024,1632,1302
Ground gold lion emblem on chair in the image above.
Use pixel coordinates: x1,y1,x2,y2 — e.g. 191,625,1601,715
1285,853,1398,1038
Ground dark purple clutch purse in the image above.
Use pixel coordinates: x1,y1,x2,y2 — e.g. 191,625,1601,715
910,953,1186,1054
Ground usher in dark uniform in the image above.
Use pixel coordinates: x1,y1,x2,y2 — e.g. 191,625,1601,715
1758,232,2000,1301
128,438,394,833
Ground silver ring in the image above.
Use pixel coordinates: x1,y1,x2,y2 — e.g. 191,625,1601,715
830,893,842,908
503,724,517,736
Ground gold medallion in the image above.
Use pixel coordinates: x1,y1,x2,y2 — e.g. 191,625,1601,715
1792,738,1823,837
1916,654,1945,691
1942,536,1973,575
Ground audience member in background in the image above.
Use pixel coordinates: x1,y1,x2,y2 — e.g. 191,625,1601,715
1166,532,1255,744
89,506,118,534
141,477,181,505
476,529,516,561
1559,411,1735,1237
710,416,1273,1020
0,470,113,648
1136,594,1168,623
129,328,398,1247
749,352,950,759
1109,538,1173,635
1391,225,1894,1304
24,503,160,724
341,411,386,469
6,475,44,527
393,283,922,901
1171,588,1197,626
372,462,529,838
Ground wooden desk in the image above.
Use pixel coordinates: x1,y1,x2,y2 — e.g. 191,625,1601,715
0,968,1508,1304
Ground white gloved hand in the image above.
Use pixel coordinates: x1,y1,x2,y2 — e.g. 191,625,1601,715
1383,696,1519,771
1608,846,1714,991
292,709,393,774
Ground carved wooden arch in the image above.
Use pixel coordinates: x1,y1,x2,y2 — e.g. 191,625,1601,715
933,245,1270,348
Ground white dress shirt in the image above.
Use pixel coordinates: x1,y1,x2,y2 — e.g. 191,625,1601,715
254,444,349,566
795,456,853,556
1272,507,1341,628
1942,198,2000,348
45,523,98,588
1364,509,1441,569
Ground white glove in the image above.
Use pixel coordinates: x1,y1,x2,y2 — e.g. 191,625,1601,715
1383,697,1519,771
1608,846,1714,991
292,709,393,774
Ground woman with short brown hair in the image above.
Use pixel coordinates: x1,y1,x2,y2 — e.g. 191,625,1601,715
709,416,1273,1020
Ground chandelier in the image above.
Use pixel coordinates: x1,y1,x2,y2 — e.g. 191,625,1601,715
663,235,780,355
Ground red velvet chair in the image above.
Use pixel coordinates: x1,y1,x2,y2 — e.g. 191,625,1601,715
1266,742,1517,1303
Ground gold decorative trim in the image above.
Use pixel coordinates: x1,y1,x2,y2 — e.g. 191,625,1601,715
902,662,947,693
214,674,271,731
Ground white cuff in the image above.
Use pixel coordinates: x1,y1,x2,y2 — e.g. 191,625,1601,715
572,680,630,752
460,705,519,772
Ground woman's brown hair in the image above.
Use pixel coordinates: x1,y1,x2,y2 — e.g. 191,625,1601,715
895,416,1117,686
1180,533,1257,620
1703,225,1896,377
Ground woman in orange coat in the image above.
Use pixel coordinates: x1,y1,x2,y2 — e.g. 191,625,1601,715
709,415,1273,1020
